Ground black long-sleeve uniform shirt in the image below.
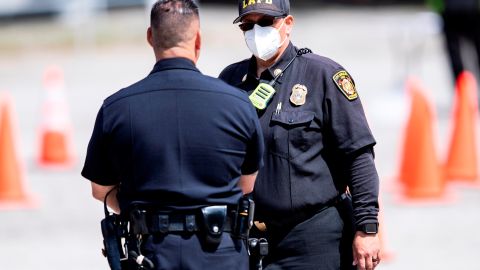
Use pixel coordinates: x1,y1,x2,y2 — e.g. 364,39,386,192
219,43,379,227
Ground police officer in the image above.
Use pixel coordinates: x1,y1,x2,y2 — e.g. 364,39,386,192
219,1,380,269
81,1,264,269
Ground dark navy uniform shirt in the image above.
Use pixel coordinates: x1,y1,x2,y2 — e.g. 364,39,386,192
82,57,264,212
219,43,379,226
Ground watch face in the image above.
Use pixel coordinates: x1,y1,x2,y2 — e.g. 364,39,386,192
364,223,378,234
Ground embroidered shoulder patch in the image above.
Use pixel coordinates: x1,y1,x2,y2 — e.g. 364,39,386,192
333,70,358,101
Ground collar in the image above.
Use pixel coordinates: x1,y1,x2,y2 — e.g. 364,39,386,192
267,42,297,78
245,42,297,84
149,57,200,75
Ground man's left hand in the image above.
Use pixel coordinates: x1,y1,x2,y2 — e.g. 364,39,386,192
352,231,381,270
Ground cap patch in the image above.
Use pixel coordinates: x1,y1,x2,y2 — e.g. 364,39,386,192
243,0,274,9
333,70,357,101
234,0,289,23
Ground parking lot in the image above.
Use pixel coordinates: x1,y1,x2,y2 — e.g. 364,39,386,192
0,4,479,270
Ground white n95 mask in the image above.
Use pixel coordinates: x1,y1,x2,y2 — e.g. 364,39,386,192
244,21,286,61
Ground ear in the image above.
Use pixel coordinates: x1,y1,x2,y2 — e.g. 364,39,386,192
194,30,202,62
285,15,294,36
147,27,154,48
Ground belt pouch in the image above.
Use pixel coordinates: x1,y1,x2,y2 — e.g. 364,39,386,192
200,206,227,246
129,209,149,235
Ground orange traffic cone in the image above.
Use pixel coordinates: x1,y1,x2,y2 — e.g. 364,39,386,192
397,77,448,200
37,65,75,169
445,71,479,183
0,92,38,209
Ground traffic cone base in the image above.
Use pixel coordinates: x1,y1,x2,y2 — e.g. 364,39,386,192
448,173,479,182
448,180,480,189
0,196,40,211
37,130,75,170
40,131,68,162
394,187,457,206
402,168,444,199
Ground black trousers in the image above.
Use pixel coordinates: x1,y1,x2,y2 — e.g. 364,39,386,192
442,11,480,80
258,205,355,270
141,232,248,270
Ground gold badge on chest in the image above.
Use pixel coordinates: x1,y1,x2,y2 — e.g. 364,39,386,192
290,84,308,106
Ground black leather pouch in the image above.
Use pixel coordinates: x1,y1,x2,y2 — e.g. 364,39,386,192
200,205,227,246
129,208,149,235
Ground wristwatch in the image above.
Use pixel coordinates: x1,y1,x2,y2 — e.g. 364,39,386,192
357,223,378,234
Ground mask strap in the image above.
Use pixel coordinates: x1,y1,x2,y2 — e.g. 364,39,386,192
276,18,286,30
275,19,288,51
278,36,288,50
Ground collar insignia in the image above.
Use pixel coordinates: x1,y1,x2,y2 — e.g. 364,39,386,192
274,69,283,77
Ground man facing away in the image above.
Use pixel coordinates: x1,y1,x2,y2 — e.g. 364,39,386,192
82,1,264,269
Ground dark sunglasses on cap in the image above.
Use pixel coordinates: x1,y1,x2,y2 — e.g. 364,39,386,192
238,16,284,32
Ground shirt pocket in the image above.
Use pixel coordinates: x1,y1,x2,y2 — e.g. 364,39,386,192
269,110,321,159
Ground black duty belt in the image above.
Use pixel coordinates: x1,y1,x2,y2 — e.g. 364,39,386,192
128,207,234,235
149,213,233,234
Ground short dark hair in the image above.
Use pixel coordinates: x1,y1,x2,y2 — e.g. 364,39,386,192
150,0,200,49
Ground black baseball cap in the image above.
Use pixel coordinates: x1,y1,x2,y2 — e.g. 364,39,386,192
233,0,290,23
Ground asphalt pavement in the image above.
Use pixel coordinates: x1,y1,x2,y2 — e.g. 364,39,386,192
0,4,479,270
